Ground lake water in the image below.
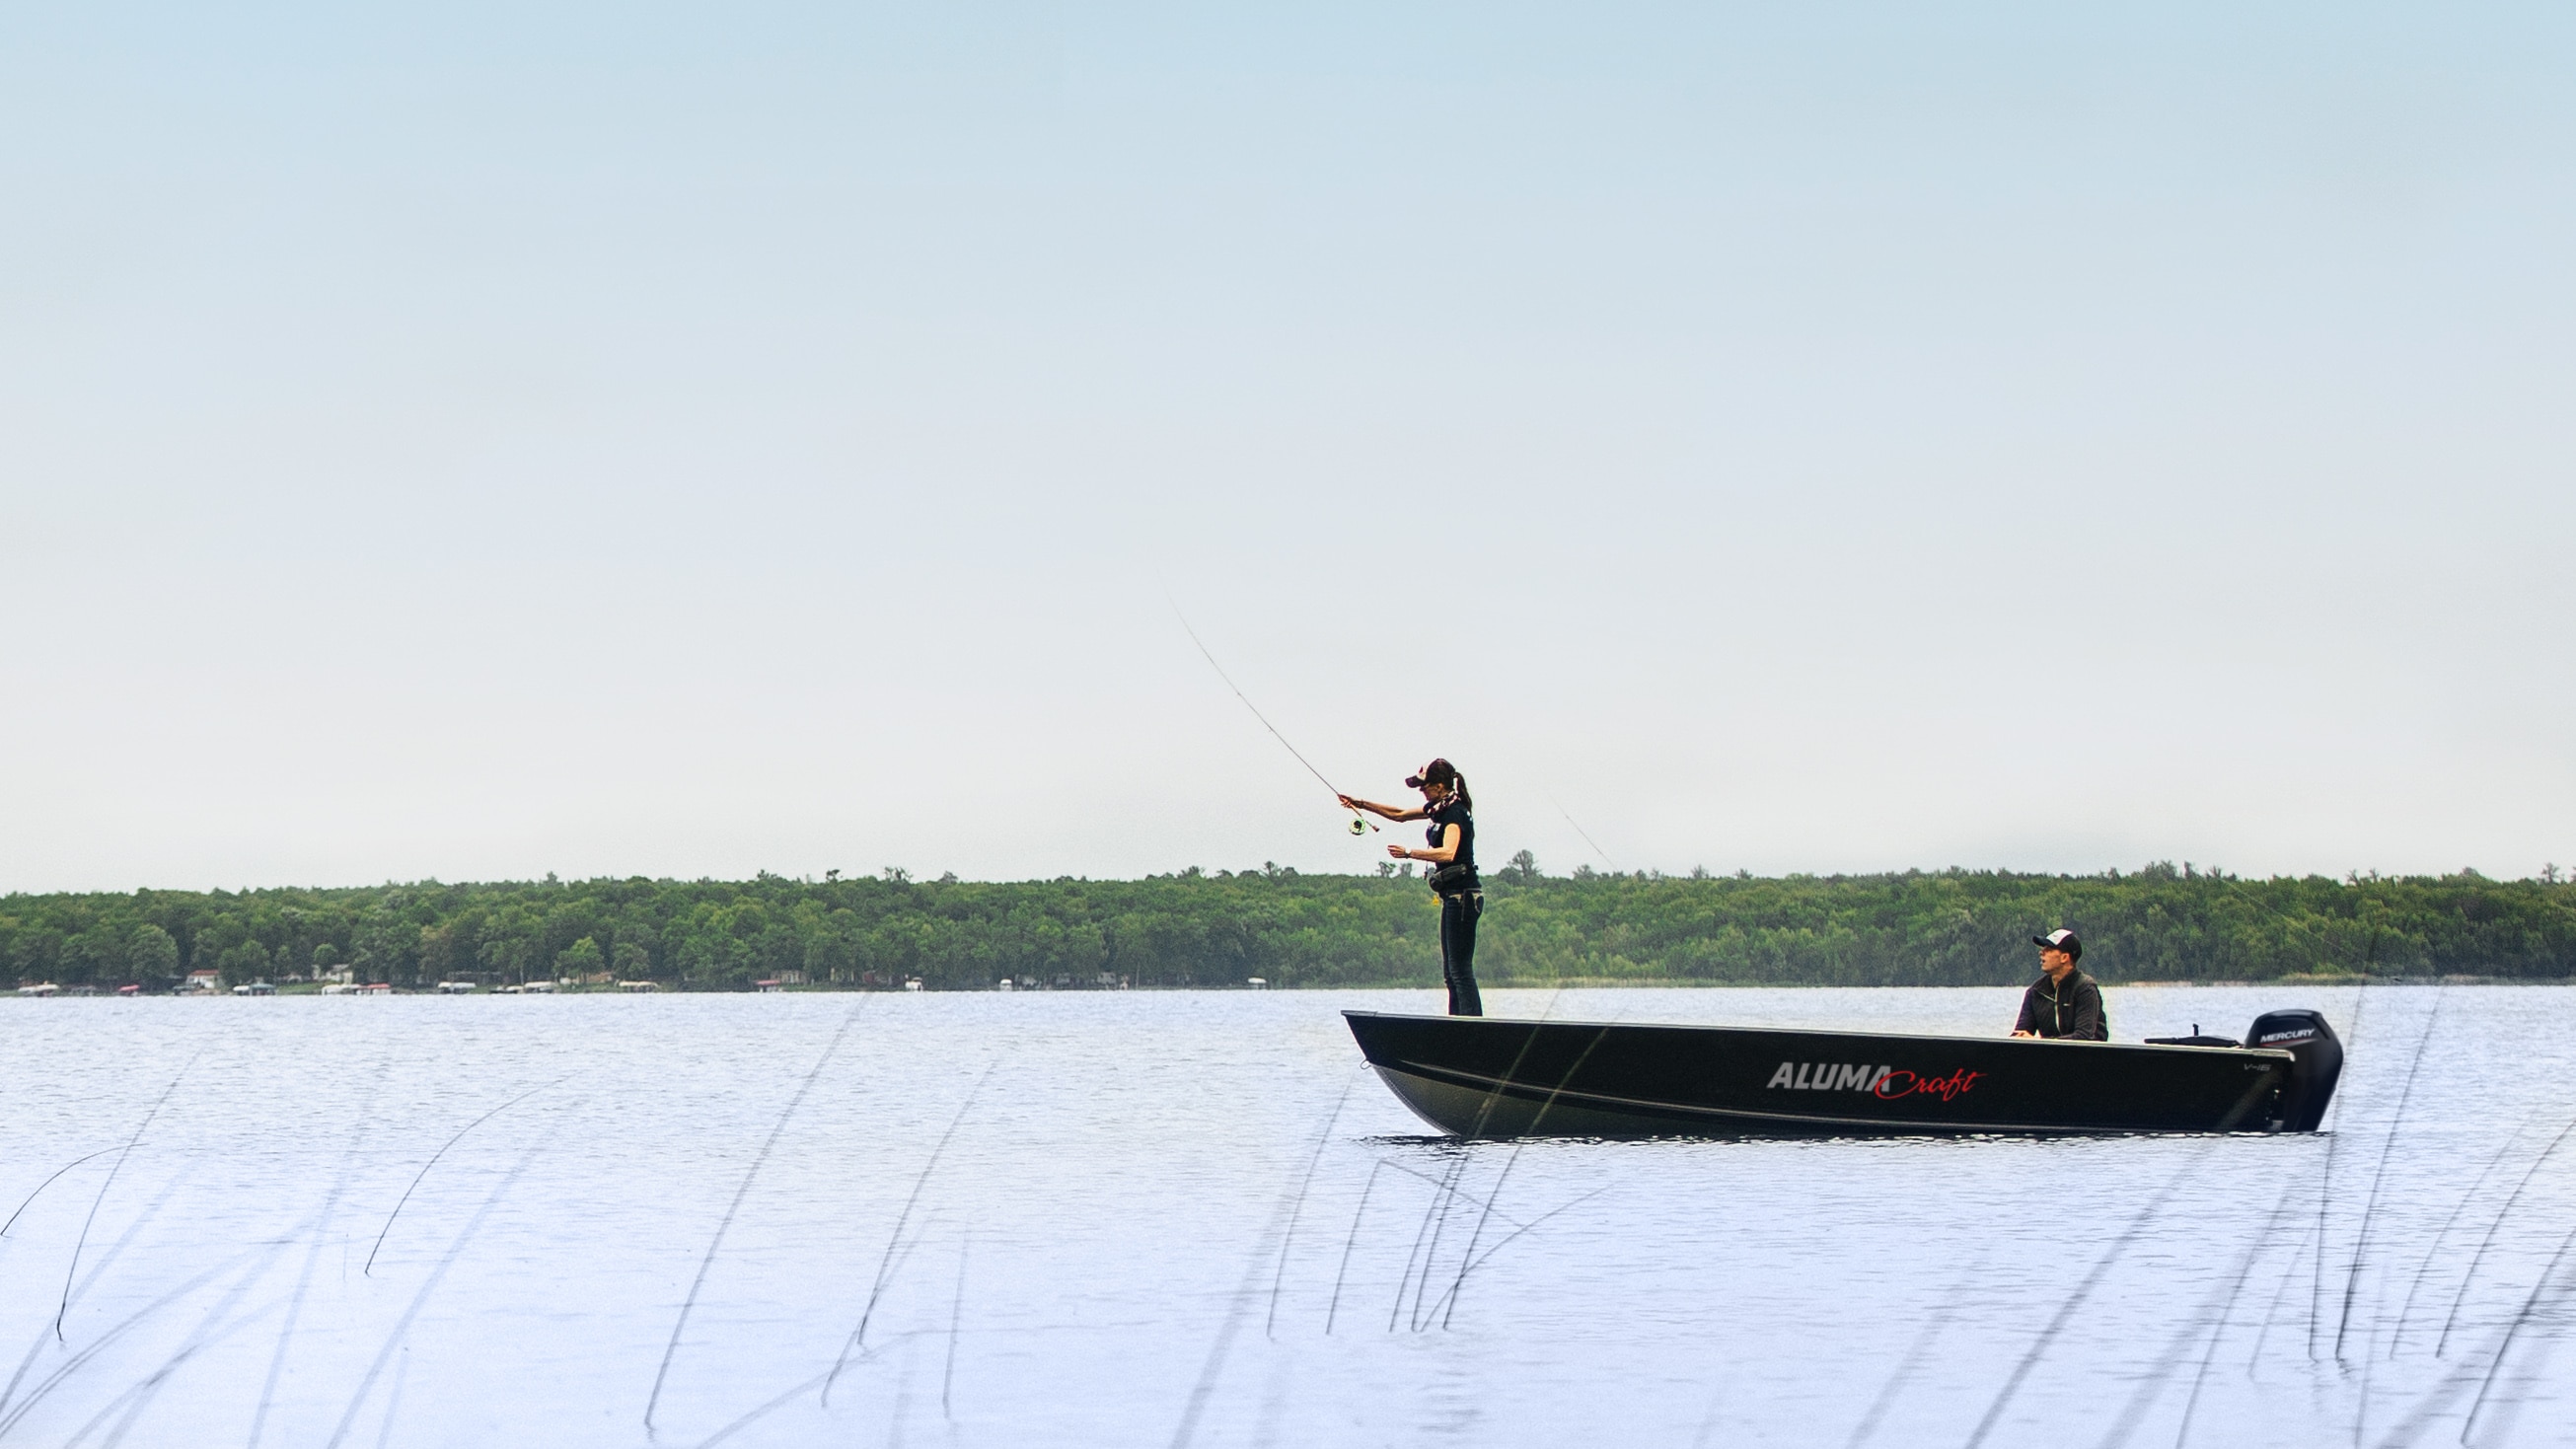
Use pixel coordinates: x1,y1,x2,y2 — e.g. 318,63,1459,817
2,985,2571,1448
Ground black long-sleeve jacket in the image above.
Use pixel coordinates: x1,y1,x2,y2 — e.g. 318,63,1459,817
2014,969,2107,1041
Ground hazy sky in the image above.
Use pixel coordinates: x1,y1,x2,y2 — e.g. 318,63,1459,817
5,2,2572,893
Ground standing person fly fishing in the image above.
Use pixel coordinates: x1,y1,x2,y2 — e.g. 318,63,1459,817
1341,761,1482,1017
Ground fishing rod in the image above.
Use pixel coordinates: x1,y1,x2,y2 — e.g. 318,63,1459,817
1171,606,1376,834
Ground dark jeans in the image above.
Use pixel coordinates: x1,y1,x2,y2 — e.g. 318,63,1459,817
1438,891,1483,1016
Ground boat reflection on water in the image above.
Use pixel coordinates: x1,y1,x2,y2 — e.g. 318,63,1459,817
1344,1007,2343,1139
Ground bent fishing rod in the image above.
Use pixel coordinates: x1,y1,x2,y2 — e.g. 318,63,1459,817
1171,606,1376,834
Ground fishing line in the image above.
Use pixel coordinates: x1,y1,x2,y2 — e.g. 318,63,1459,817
1549,793,1615,872
1170,604,1375,835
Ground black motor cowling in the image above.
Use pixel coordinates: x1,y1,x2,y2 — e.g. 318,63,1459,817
2245,1008,2344,1132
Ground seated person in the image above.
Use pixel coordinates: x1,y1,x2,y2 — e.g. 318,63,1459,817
2012,929,2107,1041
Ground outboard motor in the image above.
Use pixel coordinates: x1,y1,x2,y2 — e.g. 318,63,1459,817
2245,1009,2344,1132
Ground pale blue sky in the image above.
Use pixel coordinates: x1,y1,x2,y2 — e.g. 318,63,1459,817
5,2,2571,892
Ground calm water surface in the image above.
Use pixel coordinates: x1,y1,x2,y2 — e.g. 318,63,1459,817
3,985,2571,1447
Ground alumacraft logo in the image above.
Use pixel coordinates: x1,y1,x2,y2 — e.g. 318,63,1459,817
1765,1061,1984,1102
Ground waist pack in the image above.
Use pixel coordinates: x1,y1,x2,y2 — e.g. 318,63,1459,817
1426,860,1478,896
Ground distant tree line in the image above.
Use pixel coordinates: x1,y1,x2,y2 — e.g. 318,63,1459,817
5,858,2573,993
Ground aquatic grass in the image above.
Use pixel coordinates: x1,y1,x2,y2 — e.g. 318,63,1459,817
2458,1215,2576,1445
1962,1141,2219,1449
1388,1014,1605,1335
368,1351,406,1449
56,1056,196,1341
2245,1207,2321,1375
1389,1148,1463,1333
2307,989,2365,1363
1264,1071,1360,1340
680,1332,931,1449
645,998,867,1439
2336,989,2445,1362
1415,1184,1607,1328
942,1231,969,1421
325,1138,550,1449
1176,1085,1393,1446
2391,1114,2532,1356
67,1274,290,1449
0,1235,282,1442
1435,1023,1616,1330
1844,1244,2005,1449
1323,1160,1384,1336
1,1156,206,1422
2154,1183,2302,1449
2434,1116,2576,1357
1169,1174,1308,1449
256,1063,392,1449
824,1057,998,1404
1351,1152,1561,1336
0,1150,116,1239
362,1074,566,1278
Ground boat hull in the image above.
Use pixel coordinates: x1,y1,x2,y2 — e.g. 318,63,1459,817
1344,1011,2305,1138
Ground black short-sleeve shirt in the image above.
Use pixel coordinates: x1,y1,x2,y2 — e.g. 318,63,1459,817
1428,800,1476,881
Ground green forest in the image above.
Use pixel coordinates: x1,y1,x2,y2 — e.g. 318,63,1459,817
7,858,2575,992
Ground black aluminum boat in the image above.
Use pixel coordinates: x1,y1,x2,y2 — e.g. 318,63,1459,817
1344,1007,2343,1138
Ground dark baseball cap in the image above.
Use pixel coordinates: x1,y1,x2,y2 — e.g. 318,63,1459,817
2032,928,2083,959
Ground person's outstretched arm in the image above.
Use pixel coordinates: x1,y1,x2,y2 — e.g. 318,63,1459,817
1340,795,1427,823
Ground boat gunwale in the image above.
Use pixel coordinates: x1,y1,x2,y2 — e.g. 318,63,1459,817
1341,1008,2300,1062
